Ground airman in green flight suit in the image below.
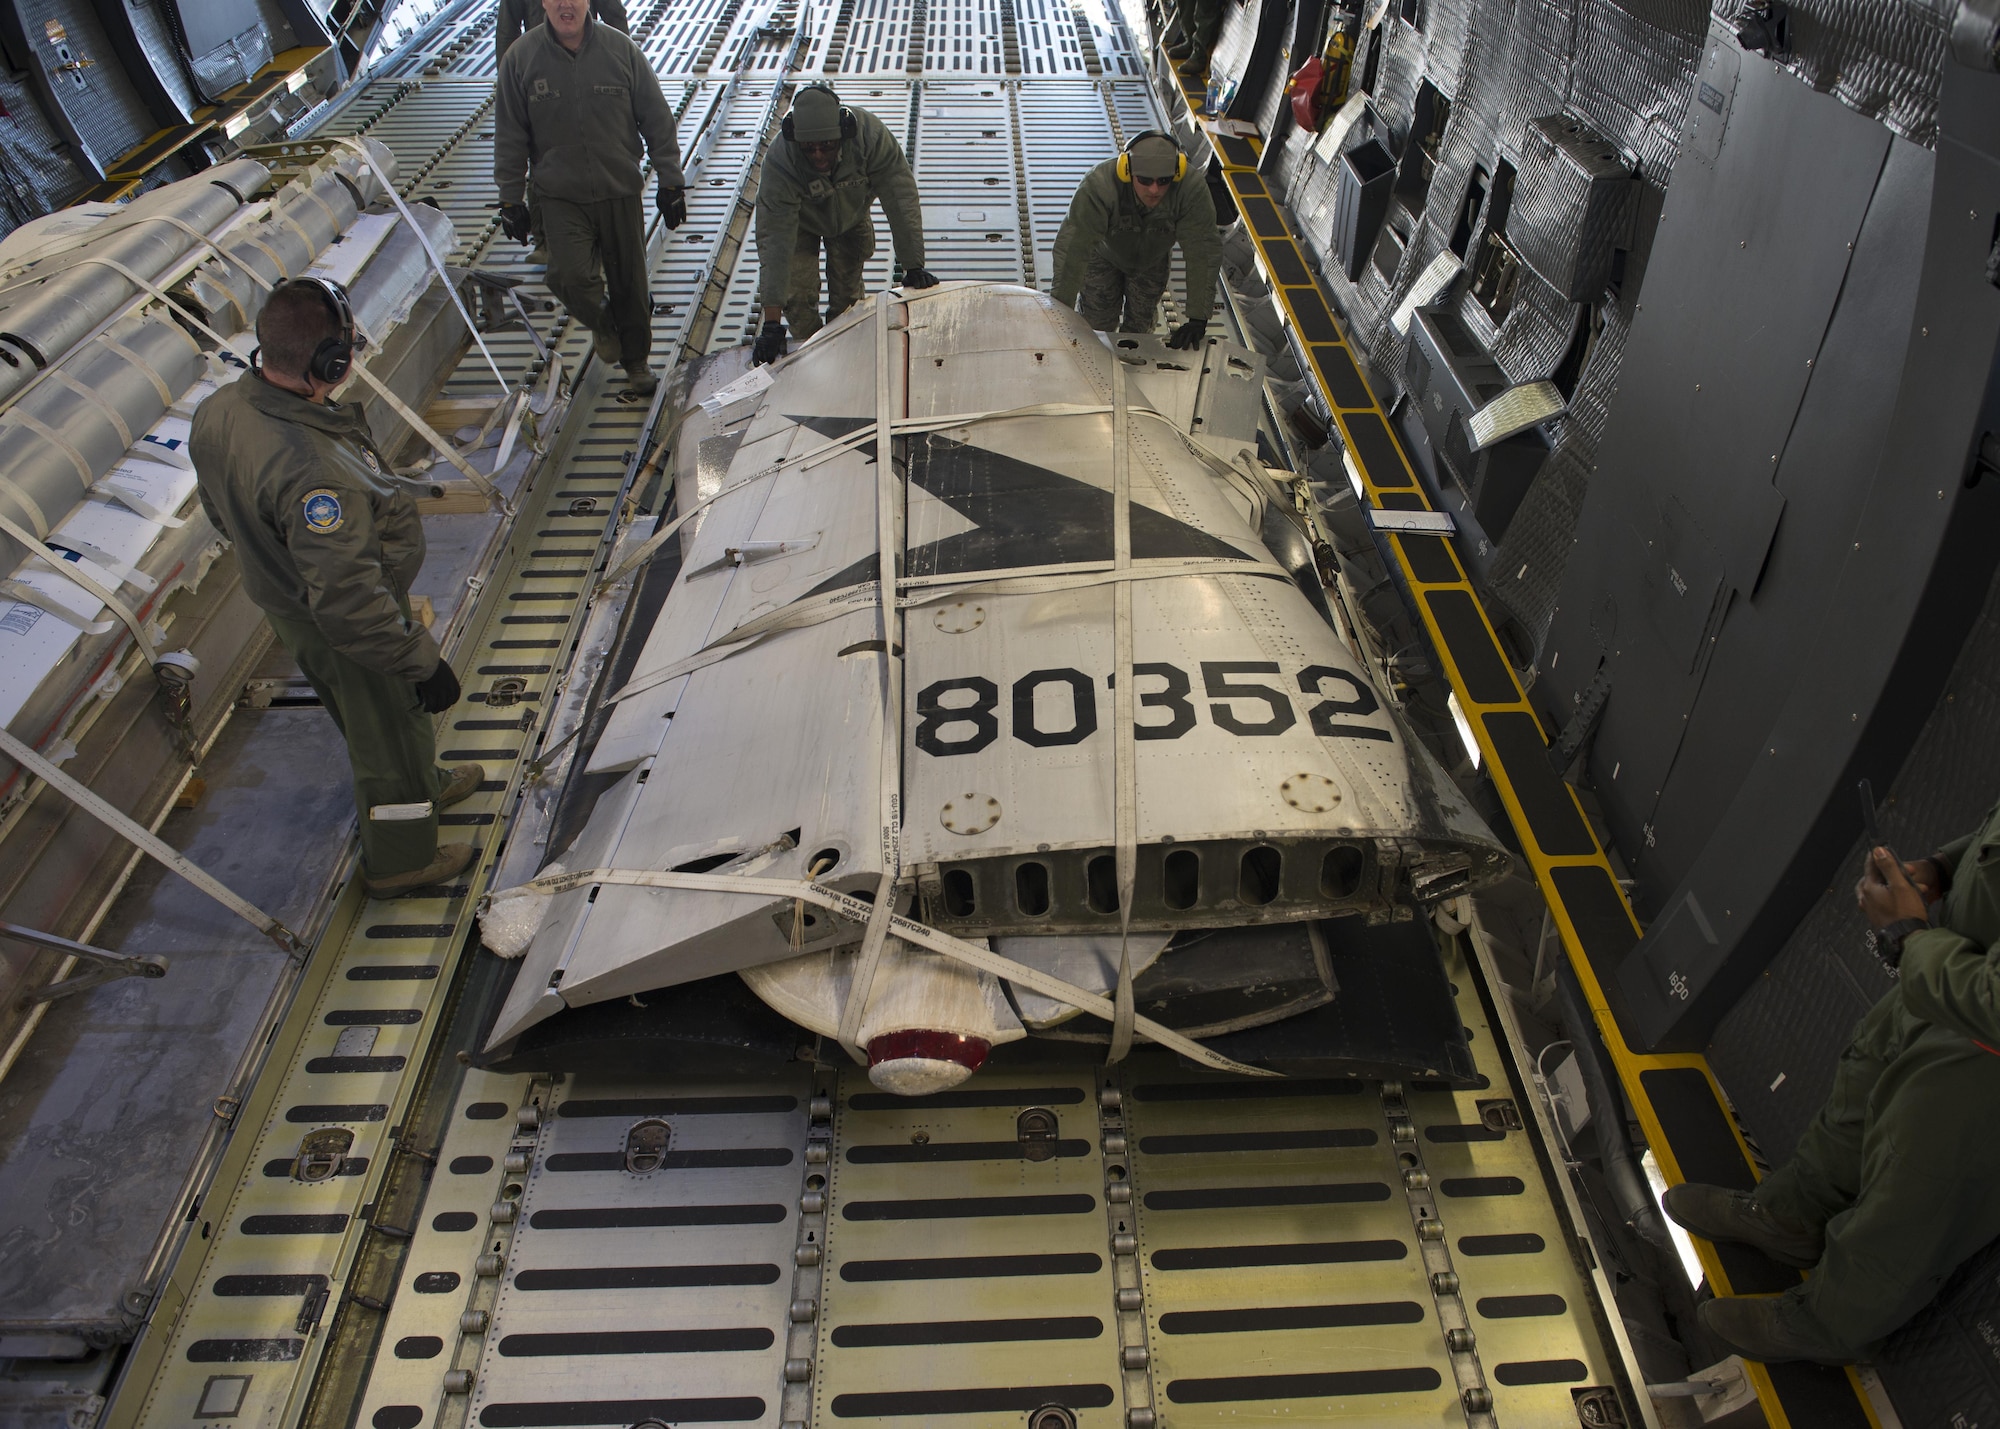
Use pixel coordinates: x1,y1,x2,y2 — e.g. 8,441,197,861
750,84,936,364
191,280,483,898
1666,800,2000,1363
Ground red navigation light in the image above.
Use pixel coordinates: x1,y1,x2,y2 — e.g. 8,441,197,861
865,1029,993,1095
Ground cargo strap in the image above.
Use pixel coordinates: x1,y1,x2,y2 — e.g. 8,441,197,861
834,289,906,1064
596,399,1121,591
0,724,301,952
328,138,509,391
487,864,1279,1079
1108,352,1139,1061
606,554,1291,707
0,508,158,657
344,351,508,509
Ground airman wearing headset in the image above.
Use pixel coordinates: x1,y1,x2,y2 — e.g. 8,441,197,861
190,278,482,898
1051,131,1221,349
750,84,936,365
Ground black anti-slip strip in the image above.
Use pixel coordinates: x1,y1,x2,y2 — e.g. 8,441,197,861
498,1329,773,1356
829,1316,1102,1347
1167,1368,1441,1402
842,1194,1095,1221
845,1138,1090,1163
478,1398,765,1426
514,1264,781,1291
839,1252,1102,1281
829,1385,1114,1417
1341,409,1411,486
542,1149,793,1172
528,1204,786,1230
1152,1240,1406,1270
1143,1182,1391,1211
1160,1301,1425,1334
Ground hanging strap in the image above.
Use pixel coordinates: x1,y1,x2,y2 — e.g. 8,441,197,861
0,577,114,635
0,508,157,656
488,864,1278,1078
0,724,301,952
345,358,507,508
1109,354,1140,1063
835,289,906,1064
597,401,1119,591
328,138,509,390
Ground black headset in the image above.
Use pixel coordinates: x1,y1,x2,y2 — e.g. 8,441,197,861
252,276,358,385
780,84,858,142
299,276,358,384
1117,129,1189,183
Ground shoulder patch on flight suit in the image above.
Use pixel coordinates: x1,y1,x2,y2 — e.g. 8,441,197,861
302,489,344,533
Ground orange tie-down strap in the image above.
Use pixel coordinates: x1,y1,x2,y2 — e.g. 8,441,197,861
1176,71,1883,1429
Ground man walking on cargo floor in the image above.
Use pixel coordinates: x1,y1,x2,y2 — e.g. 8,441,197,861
1051,131,1219,349
190,278,483,898
495,0,685,396
749,83,936,365
1665,802,2000,1364
493,0,631,268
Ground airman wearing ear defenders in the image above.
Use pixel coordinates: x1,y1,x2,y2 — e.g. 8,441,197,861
750,84,935,365
1052,132,1221,349
495,0,684,396
191,279,482,898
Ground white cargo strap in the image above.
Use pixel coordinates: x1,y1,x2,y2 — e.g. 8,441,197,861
1108,355,1139,1063
329,138,509,391
607,555,1291,706
0,724,301,952
96,334,178,407
48,370,134,450
344,357,507,509
0,577,114,635
488,865,1277,1077
835,289,906,1063
596,400,1119,592
0,508,158,656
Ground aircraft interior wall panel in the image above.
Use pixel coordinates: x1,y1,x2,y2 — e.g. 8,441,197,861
17,0,162,170
1539,65,1898,899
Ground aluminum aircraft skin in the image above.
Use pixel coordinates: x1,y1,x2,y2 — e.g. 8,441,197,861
483,282,1506,1094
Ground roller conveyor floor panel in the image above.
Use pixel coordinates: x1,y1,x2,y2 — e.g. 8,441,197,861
0,2,1674,1428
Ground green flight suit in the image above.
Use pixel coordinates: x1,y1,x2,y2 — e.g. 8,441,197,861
1051,156,1220,333
754,105,924,337
1752,799,2000,1357
493,0,630,247
495,20,683,368
191,373,450,881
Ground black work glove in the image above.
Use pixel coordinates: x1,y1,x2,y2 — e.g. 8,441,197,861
658,183,686,230
498,202,532,245
752,319,788,365
900,266,939,290
413,661,461,714
1166,317,1208,350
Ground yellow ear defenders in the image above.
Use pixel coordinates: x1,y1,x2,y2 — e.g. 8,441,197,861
1116,129,1189,184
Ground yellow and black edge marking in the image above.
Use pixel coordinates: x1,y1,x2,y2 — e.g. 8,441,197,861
85,45,329,192
1180,73,1882,1429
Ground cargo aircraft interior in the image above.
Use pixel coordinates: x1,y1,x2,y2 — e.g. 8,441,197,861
0,0,1996,1425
